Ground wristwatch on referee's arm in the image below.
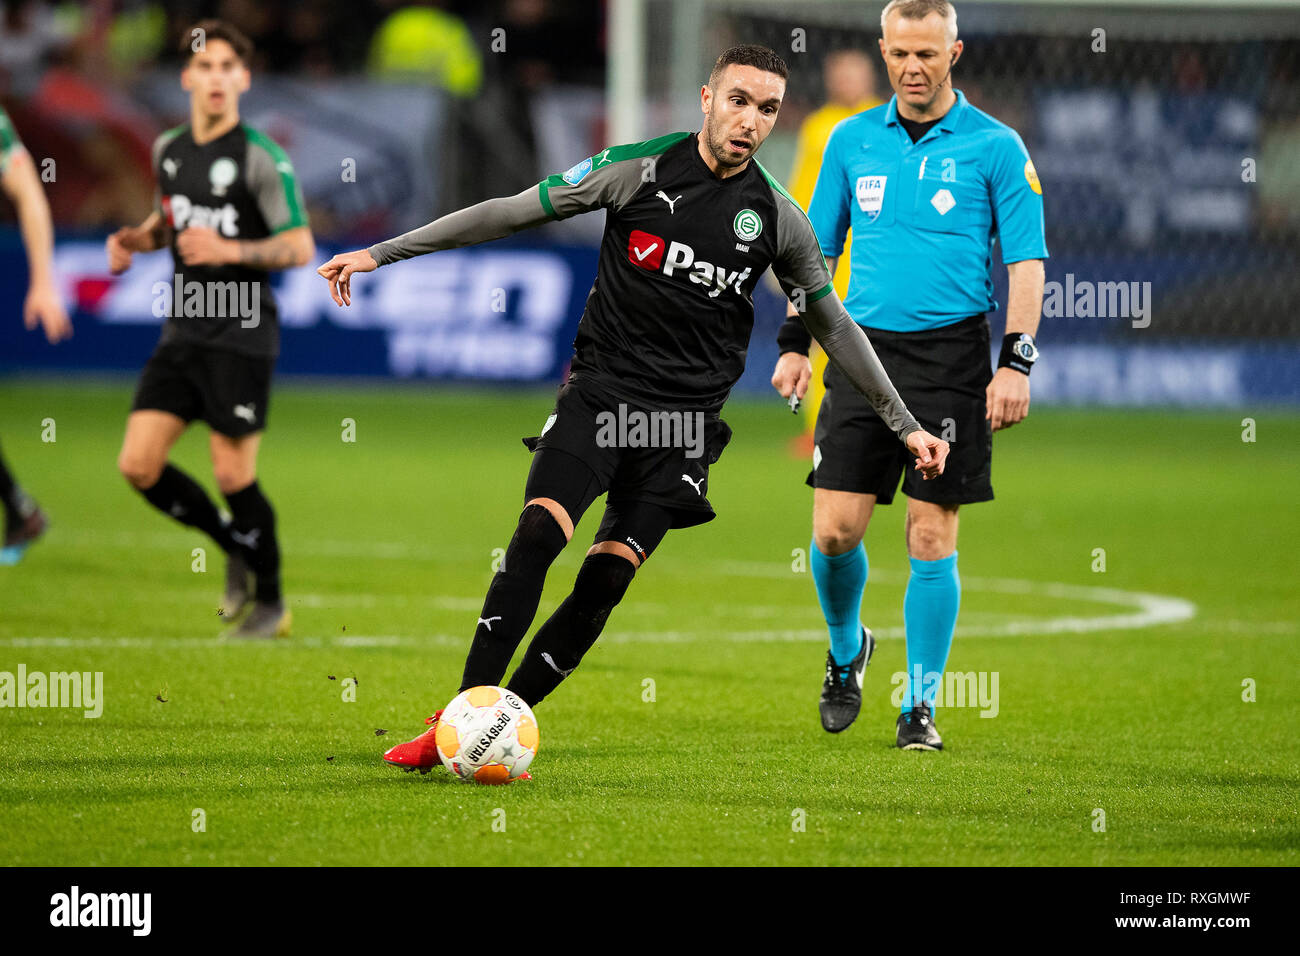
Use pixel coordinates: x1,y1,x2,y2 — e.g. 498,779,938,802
999,332,1039,376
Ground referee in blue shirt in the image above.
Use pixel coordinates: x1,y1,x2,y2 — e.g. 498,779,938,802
773,0,1047,750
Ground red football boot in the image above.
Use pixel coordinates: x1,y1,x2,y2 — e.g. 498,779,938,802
382,710,444,774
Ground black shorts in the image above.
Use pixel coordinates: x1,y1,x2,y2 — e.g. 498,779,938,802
522,378,732,532
131,341,274,438
808,314,993,506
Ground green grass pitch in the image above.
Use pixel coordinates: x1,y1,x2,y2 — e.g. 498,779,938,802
1,378,1296,866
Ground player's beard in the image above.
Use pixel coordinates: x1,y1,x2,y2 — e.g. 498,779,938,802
703,109,754,170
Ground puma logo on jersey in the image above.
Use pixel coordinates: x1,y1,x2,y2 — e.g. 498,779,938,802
233,403,256,423
477,616,502,631
681,474,704,495
162,158,181,179
595,148,613,166
168,194,240,236
656,191,682,213
627,231,752,298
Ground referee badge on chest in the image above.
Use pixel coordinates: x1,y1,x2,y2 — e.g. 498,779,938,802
855,175,887,221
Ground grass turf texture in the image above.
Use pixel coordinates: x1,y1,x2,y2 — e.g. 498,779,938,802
0,378,1296,866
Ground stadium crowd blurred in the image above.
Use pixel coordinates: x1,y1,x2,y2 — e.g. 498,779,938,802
0,0,605,232
2,0,1296,345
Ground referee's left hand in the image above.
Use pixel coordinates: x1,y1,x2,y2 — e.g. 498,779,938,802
986,367,1030,431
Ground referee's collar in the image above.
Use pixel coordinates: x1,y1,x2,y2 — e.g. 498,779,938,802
884,89,967,135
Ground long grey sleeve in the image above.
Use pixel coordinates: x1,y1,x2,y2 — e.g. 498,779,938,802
767,181,920,442
367,142,658,266
367,187,553,266
801,292,920,441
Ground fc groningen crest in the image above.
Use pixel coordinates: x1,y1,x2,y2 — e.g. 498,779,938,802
733,208,762,242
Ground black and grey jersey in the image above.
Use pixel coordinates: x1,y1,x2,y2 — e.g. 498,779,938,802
152,122,308,358
538,132,834,412
368,132,920,440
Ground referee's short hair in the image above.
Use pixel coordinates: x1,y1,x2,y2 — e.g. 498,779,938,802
708,45,790,89
880,0,959,44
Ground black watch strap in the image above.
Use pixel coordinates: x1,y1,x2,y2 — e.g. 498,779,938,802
999,333,1038,375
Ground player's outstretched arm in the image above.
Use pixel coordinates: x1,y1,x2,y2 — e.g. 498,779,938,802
317,187,554,308
2,146,71,343
800,289,949,479
769,188,947,476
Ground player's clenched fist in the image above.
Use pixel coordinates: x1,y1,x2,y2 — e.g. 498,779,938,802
317,249,378,307
106,226,150,274
176,226,235,267
905,429,949,481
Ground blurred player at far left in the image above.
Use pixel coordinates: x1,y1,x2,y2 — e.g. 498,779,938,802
0,105,71,565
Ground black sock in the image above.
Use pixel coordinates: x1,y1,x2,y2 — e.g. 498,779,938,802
460,504,569,690
506,553,636,707
224,480,281,604
0,445,27,531
139,464,234,551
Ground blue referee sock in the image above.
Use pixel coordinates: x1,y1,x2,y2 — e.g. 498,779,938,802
811,540,867,666
902,552,961,712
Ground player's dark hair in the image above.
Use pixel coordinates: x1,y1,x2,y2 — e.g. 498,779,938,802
708,44,789,89
180,19,253,64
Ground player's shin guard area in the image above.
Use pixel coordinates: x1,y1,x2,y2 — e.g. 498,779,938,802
224,480,282,604
139,464,235,550
507,552,637,706
460,504,569,689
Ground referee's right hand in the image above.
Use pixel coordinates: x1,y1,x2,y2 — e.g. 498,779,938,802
317,249,378,307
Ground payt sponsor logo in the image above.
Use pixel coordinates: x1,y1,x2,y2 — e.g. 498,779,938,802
164,194,240,236
626,231,751,299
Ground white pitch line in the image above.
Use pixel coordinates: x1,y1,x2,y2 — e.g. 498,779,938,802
7,533,1199,645
1,570,1197,646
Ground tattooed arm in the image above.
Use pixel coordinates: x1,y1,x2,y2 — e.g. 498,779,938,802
175,225,315,271
236,227,316,270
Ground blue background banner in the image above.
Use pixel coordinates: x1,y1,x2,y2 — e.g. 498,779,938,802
2,231,1297,406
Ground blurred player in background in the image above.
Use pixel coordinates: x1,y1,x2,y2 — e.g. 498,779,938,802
319,44,950,776
107,20,314,637
772,0,1047,749
0,104,70,565
786,49,882,452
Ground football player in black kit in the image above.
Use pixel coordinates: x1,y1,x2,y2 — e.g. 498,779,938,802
319,45,950,773
108,20,314,638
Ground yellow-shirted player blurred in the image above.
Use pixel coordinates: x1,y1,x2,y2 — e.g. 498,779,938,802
787,50,881,451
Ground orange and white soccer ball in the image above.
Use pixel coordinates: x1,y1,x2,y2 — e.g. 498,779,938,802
436,686,540,784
